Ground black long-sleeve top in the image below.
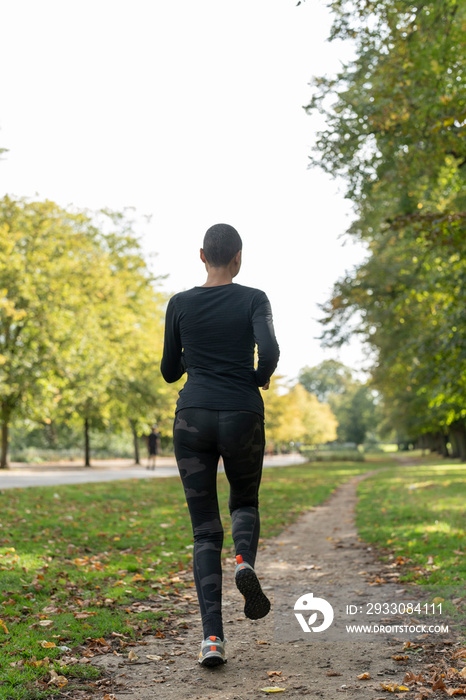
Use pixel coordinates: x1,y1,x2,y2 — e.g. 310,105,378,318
160,283,280,417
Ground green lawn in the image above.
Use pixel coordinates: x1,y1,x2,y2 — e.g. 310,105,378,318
356,457,466,640
3,455,464,698
0,460,372,700
356,457,466,586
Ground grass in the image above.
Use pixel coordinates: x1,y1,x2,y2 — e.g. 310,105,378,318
356,456,466,638
0,459,374,699
356,457,466,586
5,454,464,697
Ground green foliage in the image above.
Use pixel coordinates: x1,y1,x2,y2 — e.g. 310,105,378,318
298,359,353,402
331,382,380,444
299,361,380,444
0,196,171,468
307,0,466,213
306,1,466,451
263,376,338,448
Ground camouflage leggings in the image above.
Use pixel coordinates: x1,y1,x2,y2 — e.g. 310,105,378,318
173,408,265,640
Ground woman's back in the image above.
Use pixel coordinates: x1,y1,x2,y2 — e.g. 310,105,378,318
161,283,279,416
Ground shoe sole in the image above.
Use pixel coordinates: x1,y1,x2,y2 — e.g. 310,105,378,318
235,568,271,620
199,653,226,667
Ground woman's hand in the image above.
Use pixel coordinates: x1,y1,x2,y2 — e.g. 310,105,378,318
261,381,270,391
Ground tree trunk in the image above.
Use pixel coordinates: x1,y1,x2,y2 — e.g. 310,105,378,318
417,434,428,455
130,419,140,465
452,423,466,462
0,404,9,469
422,432,435,453
84,417,91,467
436,432,449,457
449,430,460,459
45,420,58,448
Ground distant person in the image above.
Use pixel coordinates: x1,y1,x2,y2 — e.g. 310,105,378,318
146,425,161,470
161,223,279,667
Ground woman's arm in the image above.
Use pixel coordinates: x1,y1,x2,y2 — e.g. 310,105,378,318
252,293,280,388
160,297,187,383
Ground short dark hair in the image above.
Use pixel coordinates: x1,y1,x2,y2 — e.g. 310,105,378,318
203,223,242,267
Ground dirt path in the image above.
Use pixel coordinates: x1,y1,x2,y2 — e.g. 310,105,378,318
91,469,454,699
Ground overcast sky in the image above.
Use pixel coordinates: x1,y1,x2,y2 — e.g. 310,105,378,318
1,0,370,382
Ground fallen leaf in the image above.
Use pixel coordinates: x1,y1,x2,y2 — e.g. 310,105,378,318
131,574,145,582
381,683,398,692
414,688,433,700
445,690,466,697
357,672,371,680
48,669,68,687
380,682,410,692
267,671,283,677
403,671,425,684
326,670,342,677
403,641,421,650
27,656,50,668
128,650,138,662
38,620,54,628
432,677,446,691
260,688,286,693
0,619,9,634
146,655,162,661
460,668,466,678
39,641,56,649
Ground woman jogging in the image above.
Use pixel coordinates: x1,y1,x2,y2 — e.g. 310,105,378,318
161,223,279,667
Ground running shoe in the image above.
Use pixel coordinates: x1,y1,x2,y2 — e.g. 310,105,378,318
198,636,226,667
235,554,271,620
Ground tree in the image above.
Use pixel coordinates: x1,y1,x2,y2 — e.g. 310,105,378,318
298,360,353,402
0,197,168,467
305,0,466,455
263,377,337,449
299,361,379,445
0,196,93,467
330,382,380,445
